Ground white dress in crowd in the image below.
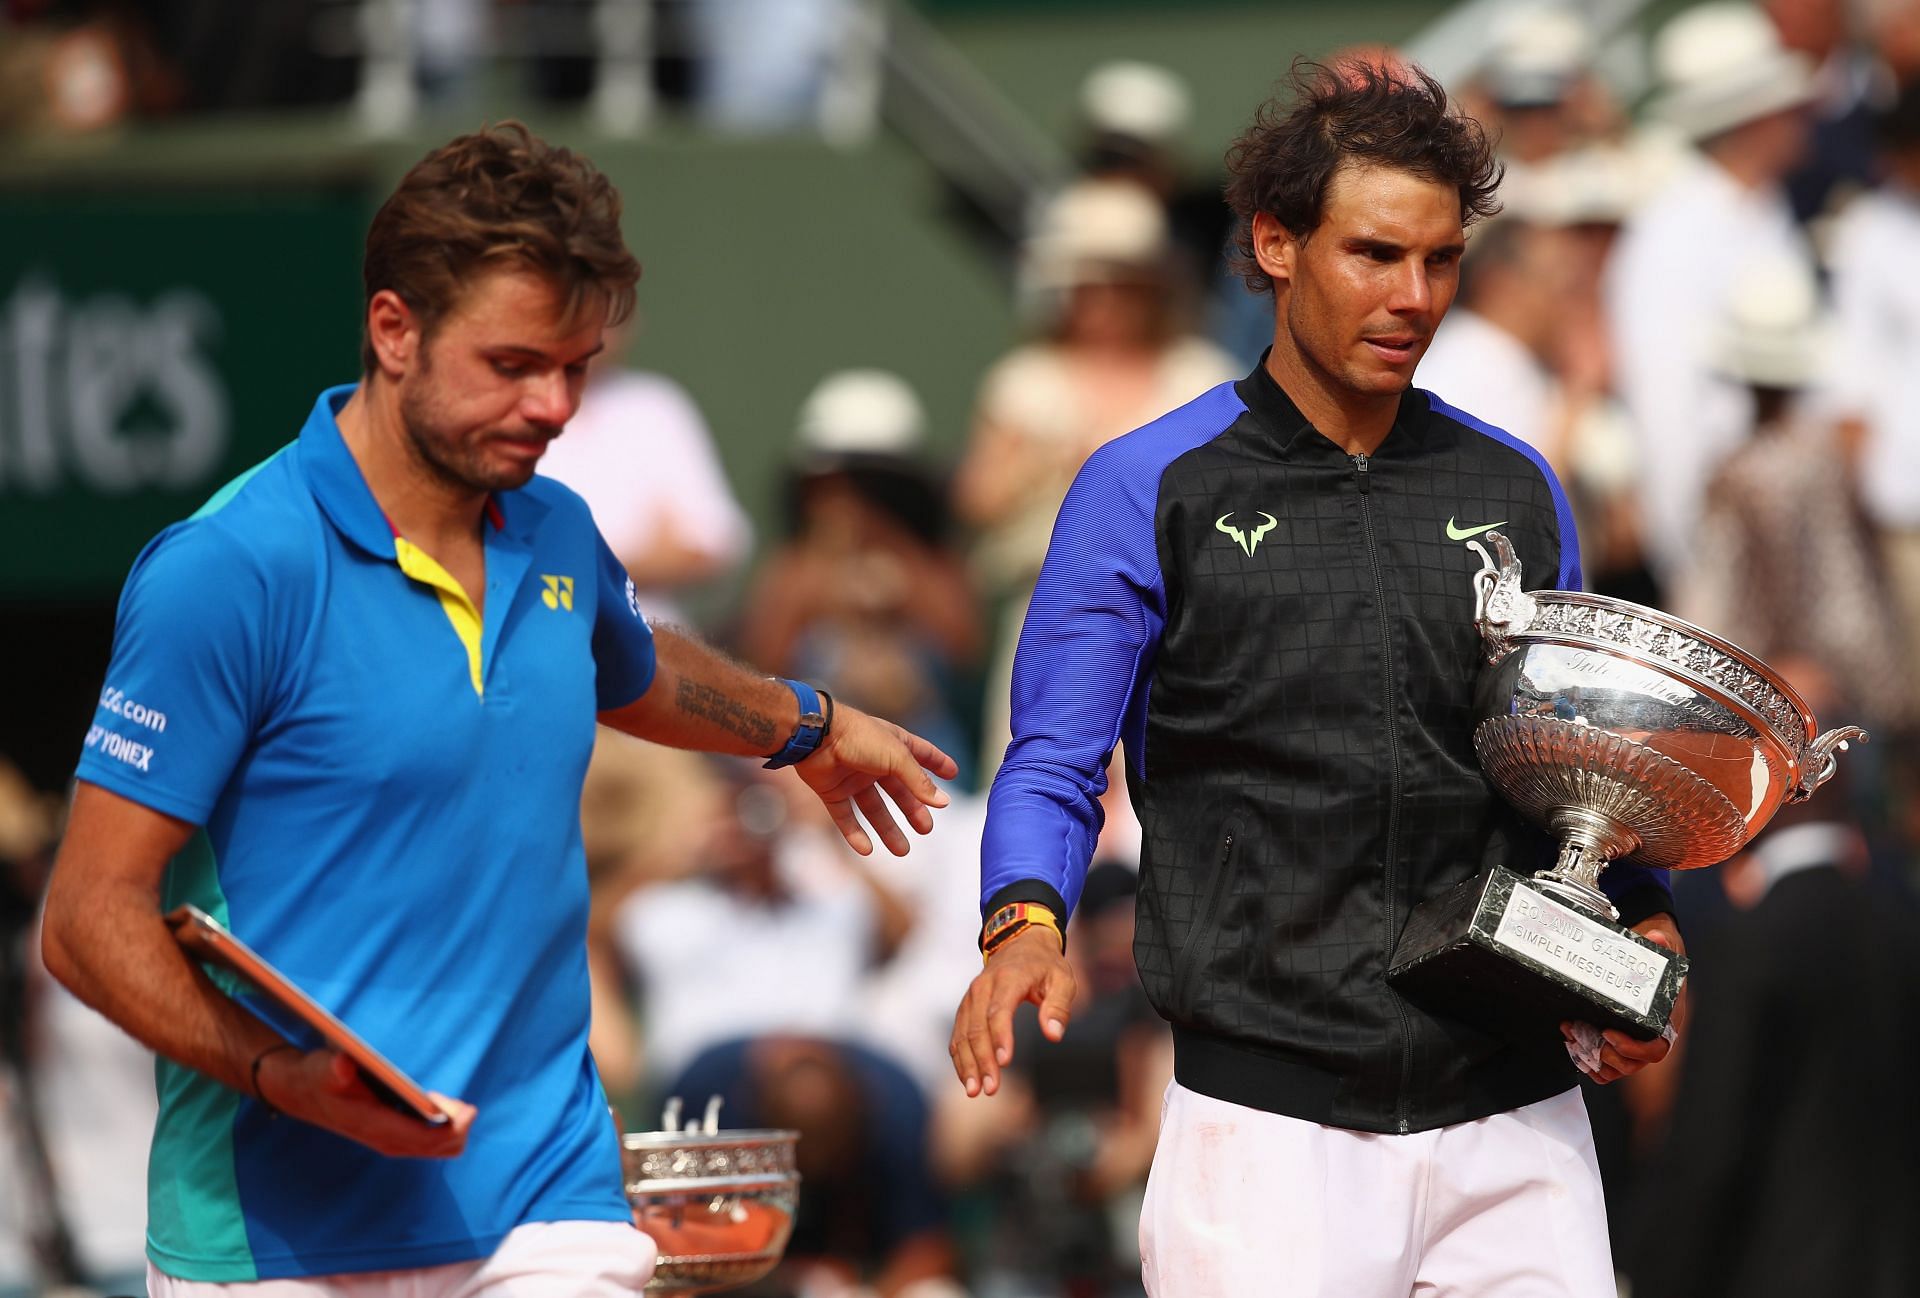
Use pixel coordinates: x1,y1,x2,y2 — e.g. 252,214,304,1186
1603,152,1814,582
1414,308,1554,452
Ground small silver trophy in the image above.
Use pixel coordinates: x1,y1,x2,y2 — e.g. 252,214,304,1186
624,1097,801,1294
1386,532,1867,1040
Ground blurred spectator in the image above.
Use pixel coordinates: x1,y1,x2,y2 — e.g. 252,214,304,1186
1417,215,1579,465
853,792,992,1101
1826,78,1920,714
958,180,1234,777
1766,0,1881,221
1626,794,1920,1298
1462,4,1618,168
609,766,911,1091
608,765,960,1297
0,0,182,132
1076,61,1224,302
537,324,751,629
685,0,857,134
0,759,150,1293
1673,255,1915,731
671,1037,960,1298
735,370,982,785
933,863,1168,1298
1604,1,1819,589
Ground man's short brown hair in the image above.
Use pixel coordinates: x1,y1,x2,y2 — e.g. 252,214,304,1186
1225,58,1501,295
360,122,641,372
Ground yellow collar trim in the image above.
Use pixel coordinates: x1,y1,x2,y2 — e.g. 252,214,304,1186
393,537,484,697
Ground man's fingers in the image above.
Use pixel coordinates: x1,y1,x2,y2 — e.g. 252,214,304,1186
1037,966,1075,1041
965,1006,1002,1096
853,786,909,856
900,727,960,782
879,775,937,836
822,797,874,856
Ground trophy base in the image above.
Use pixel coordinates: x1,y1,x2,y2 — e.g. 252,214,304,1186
1386,866,1687,1041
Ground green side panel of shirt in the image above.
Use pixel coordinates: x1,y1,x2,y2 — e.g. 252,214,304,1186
191,444,291,520
149,831,257,1280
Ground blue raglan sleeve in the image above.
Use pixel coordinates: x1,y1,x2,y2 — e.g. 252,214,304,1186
75,524,273,825
590,526,658,710
979,443,1172,922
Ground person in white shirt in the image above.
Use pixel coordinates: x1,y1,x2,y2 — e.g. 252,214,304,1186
1603,2,1819,586
535,329,751,629
1825,78,1920,704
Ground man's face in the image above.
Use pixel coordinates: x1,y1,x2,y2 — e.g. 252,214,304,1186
392,267,608,493
1266,162,1465,401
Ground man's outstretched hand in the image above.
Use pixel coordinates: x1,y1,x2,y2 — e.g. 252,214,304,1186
795,704,958,856
950,926,1076,1097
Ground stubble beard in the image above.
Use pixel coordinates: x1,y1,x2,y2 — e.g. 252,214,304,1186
397,367,537,495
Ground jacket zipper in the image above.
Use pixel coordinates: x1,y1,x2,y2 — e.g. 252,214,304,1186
1354,452,1413,1133
1172,830,1237,1014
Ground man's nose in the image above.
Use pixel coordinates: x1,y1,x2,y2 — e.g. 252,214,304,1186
522,371,576,427
1388,259,1433,316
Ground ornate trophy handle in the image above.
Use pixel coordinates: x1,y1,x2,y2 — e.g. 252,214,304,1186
1468,530,1539,665
1790,726,1869,802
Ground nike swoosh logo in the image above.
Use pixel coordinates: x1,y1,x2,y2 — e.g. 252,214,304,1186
1445,516,1508,541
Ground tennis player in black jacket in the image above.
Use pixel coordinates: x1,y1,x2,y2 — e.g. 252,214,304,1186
951,58,1685,1297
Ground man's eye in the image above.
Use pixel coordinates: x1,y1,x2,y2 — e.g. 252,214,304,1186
492,360,526,378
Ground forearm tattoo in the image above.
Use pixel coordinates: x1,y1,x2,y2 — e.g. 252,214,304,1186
675,677,778,750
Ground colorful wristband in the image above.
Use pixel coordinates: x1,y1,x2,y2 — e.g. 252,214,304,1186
980,901,1065,963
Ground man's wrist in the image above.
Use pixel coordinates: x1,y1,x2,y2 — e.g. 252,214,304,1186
981,901,1065,963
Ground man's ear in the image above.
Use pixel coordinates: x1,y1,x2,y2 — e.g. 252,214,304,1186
1250,211,1299,292
365,289,421,380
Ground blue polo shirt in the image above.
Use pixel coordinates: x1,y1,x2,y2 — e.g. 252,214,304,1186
74,385,657,1280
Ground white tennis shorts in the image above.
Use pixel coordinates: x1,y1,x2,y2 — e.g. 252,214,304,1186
1139,1081,1614,1298
147,1220,656,1298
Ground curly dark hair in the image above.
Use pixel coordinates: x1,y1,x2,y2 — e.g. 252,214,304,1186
1224,58,1501,295
361,121,641,373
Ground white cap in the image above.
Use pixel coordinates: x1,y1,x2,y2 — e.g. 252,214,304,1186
1483,6,1594,108
1080,60,1192,145
1025,179,1169,289
1649,3,1818,141
1710,254,1829,388
795,369,927,456
1501,147,1642,227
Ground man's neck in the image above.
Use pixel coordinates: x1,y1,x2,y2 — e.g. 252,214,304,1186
335,381,488,550
1263,336,1399,456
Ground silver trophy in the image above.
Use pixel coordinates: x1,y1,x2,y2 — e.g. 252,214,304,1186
1387,532,1866,1039
624,1097,800,1294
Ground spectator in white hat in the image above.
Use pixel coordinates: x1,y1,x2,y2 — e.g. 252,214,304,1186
1673,255,1913,730
1603,1,1820,589
956,179,1233,781
1826,77,1920,715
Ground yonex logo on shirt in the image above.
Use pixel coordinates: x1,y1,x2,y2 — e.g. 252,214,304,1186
540,574,575,611
85,724,154,772
1215,511,1278,557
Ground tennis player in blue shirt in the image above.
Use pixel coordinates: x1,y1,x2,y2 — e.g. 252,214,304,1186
40,123,957,1296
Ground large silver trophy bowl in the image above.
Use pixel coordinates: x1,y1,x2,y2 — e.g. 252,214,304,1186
624,1098,800,1294
1386,532,1866,1040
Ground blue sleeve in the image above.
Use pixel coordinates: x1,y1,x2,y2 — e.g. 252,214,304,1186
979,449,1168,921
590,526,657,710
75,524,272,825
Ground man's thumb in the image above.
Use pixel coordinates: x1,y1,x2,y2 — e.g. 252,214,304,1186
1038,968,1074,1041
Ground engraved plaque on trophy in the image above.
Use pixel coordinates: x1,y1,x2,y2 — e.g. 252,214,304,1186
1386,533,1866,1040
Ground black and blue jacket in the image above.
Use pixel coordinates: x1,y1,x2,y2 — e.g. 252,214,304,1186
981,362,1674,1134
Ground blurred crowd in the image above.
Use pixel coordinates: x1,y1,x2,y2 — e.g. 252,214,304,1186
7,1,1920,1296
0,0,872,135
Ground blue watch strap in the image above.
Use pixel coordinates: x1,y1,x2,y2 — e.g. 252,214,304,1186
762,678,828,769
